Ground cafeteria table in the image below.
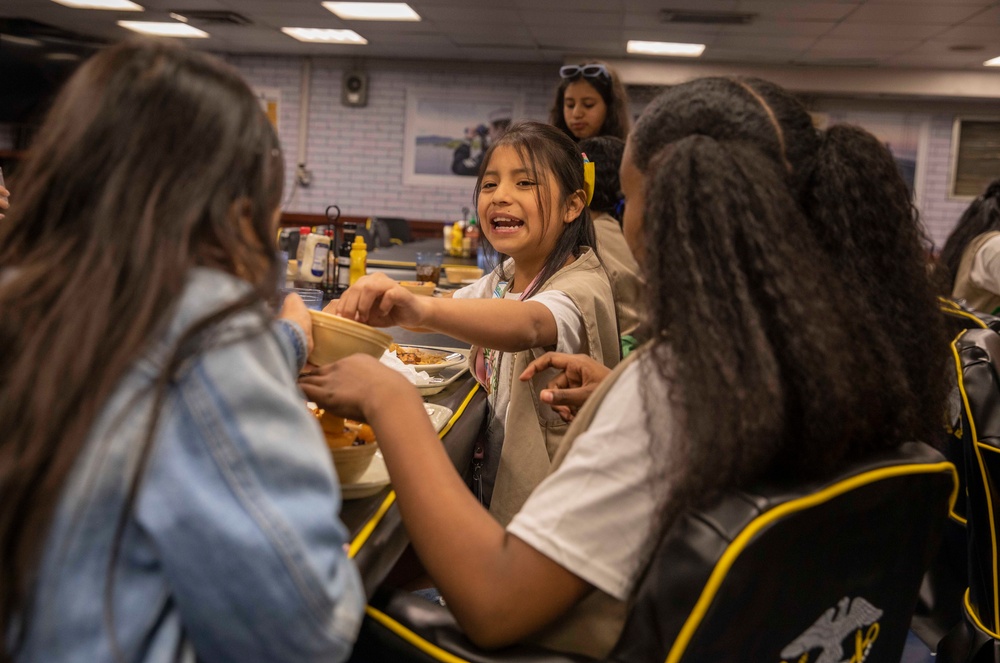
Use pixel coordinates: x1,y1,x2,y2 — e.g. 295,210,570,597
366,238,479,281
339,328,486,598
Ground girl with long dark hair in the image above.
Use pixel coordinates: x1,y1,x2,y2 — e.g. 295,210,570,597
0,39,363,662
548,61,631,142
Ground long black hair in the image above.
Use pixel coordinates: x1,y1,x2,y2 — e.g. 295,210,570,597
548,60,631,142
629,76,948,521
0,38,284,659
578,135,625,224
938,179,1000,292
473,121,596,299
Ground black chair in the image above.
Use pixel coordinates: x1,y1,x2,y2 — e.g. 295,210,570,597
375,217,412,245
352,442,956,663
937,328,1000,663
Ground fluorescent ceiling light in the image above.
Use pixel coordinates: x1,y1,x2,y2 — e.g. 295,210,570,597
322,2,420,21
281,27,368,44
52,0,143,9
45,52,82,61
627,40,705,57
985,56,1000,66
118,21,208,37
0,34,44,47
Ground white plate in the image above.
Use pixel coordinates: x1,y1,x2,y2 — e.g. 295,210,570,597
417,365,469,396
341,451,390,500
392,345,467,374
424,402,454,432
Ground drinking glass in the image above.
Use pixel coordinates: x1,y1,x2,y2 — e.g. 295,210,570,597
415,251,442,285
280,286,323,311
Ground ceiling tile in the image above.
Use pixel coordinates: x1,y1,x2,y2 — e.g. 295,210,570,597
844,4,986,25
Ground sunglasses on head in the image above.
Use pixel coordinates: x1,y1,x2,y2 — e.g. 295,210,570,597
559,64,610,81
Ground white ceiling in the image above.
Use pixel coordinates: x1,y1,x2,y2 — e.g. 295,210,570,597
2,0,1000,70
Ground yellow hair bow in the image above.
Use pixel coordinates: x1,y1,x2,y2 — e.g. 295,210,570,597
582,153,595,206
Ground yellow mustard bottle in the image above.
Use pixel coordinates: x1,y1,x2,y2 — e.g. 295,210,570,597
349,235,367,285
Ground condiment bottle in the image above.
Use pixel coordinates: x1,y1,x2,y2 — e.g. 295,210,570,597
349,235,367,285
465,218,480,256
450,221,465,257
298,231,331,286
294,225,311,266
336,224,356,295
322,229,337,299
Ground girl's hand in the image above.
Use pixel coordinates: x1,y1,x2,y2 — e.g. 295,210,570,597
328,273,430,328
519,352,612,422
298,354,416,422
278,293,314,355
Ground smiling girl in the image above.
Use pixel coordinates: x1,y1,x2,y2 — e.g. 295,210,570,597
320,121,620,524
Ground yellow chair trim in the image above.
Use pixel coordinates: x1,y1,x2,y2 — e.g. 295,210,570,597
366,605,472,663
972,440,1000,632
349,492,397,559
348,382,481,558
940,298,989,329
664,461,958,663
965,588,1000,639
951,331,1000,631
951,331,976,524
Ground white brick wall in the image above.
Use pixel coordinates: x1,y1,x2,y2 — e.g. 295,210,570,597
227,54,555,223
0,52,987,242
922,115,976,250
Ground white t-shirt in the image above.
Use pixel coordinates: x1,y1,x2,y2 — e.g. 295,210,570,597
970,234,1000,297
507,356,673,601
453,272,585,504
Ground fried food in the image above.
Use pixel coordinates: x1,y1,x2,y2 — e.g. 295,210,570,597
389,343,446,366
312,407,376,449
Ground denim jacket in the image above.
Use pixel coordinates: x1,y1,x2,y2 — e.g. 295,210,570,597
18,269,364,662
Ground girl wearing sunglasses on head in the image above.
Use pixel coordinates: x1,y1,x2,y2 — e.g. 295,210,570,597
549,61,631,142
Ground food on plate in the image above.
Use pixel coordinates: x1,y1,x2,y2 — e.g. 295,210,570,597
312,408,375,450
389,343,447,366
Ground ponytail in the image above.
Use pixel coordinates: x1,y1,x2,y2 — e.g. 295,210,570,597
803,124,948,443
644,135,897,521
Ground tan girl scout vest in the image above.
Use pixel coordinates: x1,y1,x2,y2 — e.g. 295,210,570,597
468,247,621,527
953,231,1000,315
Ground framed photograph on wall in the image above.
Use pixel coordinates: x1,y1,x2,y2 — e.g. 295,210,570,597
403,88,524,187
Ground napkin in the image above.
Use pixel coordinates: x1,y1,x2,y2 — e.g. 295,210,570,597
379,349,444,386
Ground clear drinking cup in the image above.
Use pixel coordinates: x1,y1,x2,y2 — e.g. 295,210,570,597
281,286,323,311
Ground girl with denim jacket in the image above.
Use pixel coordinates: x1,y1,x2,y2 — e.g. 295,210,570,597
0,40,363,662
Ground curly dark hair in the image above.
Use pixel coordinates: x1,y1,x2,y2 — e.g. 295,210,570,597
937,178,1000,292
548,60,631,142
629,76,949,520
578,135,625,223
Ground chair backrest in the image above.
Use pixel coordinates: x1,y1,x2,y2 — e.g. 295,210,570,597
950,328,1000,644
908,299,992,649
355,443,954,663
374,217,412,245
608,442,957,663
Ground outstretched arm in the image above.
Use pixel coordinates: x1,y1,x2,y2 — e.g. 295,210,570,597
331,272,559,352
299,355,590,647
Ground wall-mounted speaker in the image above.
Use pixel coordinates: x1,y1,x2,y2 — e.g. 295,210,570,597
342,71,368,107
